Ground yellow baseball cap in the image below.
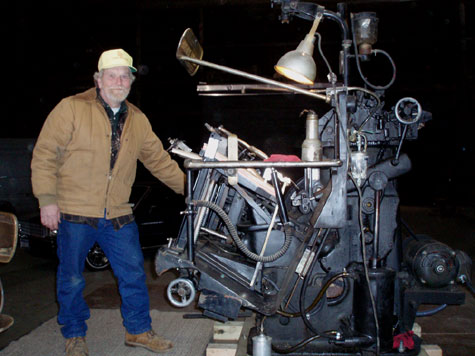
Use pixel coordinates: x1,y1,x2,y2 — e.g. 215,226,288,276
98,49,137,72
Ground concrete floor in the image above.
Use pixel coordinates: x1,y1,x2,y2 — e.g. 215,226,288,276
0,206,473,355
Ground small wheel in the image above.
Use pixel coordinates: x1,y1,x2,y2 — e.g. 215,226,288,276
166,278,196,307
85,243,110,271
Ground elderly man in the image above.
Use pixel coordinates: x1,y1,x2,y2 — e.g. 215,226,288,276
31,49,185,356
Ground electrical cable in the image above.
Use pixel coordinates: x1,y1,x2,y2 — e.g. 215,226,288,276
348,87,382,105
349,174,381,356
315,32,335,83
357,102,383,133
326,276,350,306
278,271,350,317
272,334,322,354
192,200,292,263
463,278,475,295
271,328,340,354
416,304,447,317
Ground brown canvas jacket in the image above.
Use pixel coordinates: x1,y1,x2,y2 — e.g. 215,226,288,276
31,88,185,219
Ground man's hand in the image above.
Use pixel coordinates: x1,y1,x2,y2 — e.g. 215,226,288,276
40,204,60,230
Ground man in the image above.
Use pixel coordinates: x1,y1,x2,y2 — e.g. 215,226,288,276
31,49,185,356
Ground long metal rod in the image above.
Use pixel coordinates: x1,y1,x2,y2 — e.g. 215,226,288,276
193,180,216,242
178,56,329,102
271,169,289,224
249,205,280,288
323,9,350,86
186,169,194,262
372,190,381,269
197,83,331,93
394,124,408,164
200,226,228,241
184,159,342,170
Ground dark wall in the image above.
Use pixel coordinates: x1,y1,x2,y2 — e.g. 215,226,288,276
12,0,474,206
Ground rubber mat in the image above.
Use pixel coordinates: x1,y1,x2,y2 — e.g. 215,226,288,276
1,309,214,356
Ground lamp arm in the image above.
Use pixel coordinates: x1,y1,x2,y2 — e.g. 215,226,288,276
322,10,349,40
322,9,350,86
177,55,329,102
308,10,324,38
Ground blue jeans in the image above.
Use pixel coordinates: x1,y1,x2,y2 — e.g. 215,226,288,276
56,217,152,338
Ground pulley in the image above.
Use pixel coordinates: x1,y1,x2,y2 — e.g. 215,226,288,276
166,278,196,307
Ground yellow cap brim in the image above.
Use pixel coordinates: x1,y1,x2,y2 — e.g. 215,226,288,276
100,64,137,73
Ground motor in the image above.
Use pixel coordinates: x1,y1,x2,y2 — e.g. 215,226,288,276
403,235,469,288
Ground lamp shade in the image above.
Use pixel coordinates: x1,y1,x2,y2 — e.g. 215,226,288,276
274,34,316,85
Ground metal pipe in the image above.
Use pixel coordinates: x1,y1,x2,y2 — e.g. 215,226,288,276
178,56,329,102
200,226,228,241
250,205,280,288
393,125,408,165
322,9,350,86
271,169,289,224
371,190,381,269
186,169,194,262
184,159,342,170
334,116,340,161
193,180,216,242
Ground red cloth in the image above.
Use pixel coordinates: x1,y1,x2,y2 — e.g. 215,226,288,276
264,154,301,162
393,330,415,350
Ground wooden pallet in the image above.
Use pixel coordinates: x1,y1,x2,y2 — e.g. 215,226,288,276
206,321,244,356
414,323,443,356
419,344,443,356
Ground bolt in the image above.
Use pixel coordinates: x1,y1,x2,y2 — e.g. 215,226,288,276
398,340,405,353
435,265,445,274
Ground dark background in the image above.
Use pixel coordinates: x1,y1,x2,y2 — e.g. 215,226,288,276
10,0,474,207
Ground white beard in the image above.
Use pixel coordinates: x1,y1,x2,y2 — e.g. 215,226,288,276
101,87,130,107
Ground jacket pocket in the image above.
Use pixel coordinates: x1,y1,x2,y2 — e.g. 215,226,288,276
57,149,94,202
